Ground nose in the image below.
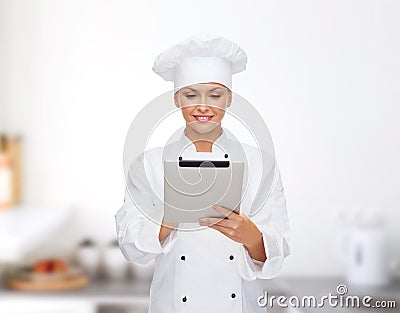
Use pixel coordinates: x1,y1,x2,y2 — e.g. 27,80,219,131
196,104,209,112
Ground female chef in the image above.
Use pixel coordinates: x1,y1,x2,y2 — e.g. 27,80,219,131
115,34,291,313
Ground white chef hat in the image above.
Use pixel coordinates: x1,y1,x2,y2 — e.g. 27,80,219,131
152,34,247,93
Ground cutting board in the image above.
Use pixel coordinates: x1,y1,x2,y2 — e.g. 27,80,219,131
5,267,89,291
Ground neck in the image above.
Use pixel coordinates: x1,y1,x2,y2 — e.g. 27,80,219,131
184,125,223,152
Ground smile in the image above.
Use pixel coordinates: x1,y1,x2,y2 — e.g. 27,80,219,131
193,115,213,122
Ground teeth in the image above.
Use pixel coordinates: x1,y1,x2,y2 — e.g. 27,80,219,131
196,116,211,121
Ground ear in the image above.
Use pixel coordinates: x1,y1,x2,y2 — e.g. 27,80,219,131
174,92,180,108
227,90,232,108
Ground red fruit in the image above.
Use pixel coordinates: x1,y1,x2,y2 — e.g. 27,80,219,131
34,260,50,273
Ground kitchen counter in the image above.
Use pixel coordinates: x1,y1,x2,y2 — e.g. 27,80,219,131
0,278,151,313
0,276,398,313
0,278,151,304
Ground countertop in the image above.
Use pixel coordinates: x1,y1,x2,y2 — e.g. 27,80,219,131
0,276,398,312
0,278,151,305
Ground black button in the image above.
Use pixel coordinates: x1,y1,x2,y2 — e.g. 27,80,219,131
229,255,234,260
231,293,236,298
182,296,187,302
224,154,228,158
181,255,185,261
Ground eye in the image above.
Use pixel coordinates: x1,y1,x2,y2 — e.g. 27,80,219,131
186,95,196,98
210,95,221,98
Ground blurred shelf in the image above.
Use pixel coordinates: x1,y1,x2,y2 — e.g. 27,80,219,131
0,206,70,262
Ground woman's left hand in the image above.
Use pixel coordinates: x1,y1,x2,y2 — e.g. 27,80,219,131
198,205,266,262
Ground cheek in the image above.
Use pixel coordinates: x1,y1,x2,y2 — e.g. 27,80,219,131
213,109,225,121
181,108,192,121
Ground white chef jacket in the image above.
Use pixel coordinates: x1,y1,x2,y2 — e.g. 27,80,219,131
115,128,291,313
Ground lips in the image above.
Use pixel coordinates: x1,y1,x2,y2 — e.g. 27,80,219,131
193,115,213,122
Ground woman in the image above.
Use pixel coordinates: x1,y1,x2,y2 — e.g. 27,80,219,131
115,34,291,313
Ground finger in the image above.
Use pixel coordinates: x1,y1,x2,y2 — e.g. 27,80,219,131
199,217,233,228
208,224,236,240
212,205,240,220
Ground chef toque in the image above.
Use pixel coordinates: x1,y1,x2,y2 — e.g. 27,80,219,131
152,34,247,93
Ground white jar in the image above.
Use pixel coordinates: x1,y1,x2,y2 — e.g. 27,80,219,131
76,244,99,279
103,245,129,281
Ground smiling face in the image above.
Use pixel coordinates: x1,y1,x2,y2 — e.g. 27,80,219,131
174,82,232,134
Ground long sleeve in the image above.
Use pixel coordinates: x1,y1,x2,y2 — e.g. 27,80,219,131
114,152,178,265
237,161,291,280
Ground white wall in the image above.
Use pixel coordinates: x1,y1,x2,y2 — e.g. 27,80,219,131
1,0,399,277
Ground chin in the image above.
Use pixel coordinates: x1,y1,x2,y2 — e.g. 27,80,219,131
188,121,220,134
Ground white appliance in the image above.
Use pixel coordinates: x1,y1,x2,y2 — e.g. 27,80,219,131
346,226,389,286
337,209,396,287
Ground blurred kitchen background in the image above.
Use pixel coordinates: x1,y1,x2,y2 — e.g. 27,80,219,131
1,0,399,313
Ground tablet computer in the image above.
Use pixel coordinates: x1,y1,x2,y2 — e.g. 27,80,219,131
163,159,244,223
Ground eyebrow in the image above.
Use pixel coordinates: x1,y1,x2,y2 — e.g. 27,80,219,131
183,87,224,92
